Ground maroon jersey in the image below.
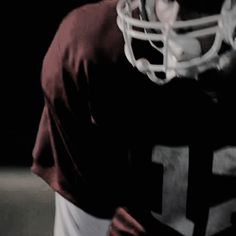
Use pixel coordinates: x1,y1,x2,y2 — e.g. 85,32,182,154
32,0,236,235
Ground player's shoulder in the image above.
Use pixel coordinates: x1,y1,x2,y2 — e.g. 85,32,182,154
57,0,119,41
69,0,118,19
54,0,124,63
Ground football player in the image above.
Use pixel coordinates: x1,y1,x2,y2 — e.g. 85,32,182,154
32,0,236,235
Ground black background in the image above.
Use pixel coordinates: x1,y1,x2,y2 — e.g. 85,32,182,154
2,1,98,166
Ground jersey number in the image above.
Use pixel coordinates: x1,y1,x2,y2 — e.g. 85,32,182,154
151,146,236,236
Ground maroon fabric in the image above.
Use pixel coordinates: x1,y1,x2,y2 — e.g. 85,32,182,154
32,0,128,217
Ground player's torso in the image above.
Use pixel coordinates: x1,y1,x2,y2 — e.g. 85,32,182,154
69,2,236,235
86,34,236,236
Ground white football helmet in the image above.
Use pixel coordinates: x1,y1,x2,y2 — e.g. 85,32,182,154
116,0,236,84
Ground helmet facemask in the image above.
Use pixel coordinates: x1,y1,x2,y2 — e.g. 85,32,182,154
116,0,236,85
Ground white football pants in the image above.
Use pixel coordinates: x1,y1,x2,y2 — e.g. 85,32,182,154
54,192,111,236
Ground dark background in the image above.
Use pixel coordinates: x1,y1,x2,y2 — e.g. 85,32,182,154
2,1,98,166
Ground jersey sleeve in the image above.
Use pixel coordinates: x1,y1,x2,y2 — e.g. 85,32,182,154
31,13,96,200
31,9,131,214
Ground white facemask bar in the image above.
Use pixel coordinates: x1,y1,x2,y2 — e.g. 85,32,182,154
117,0,236,84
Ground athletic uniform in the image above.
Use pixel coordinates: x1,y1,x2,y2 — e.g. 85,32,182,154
32,0,236,235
